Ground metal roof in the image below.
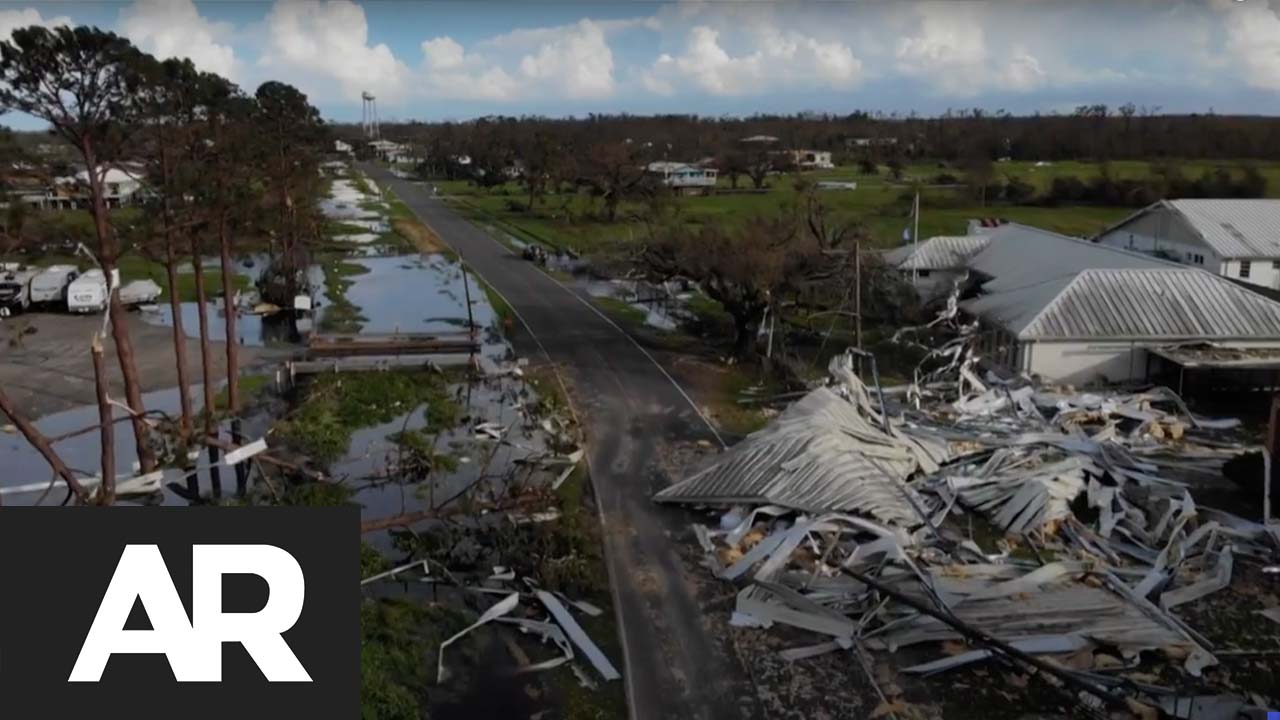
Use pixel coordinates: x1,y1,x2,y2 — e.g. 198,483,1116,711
963,267,1280,341
895,235,990,270
1164,199,1280,258
655,379,949,525
967,223,1175,293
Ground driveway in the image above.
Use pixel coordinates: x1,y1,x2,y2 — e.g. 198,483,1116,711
362,164,750,720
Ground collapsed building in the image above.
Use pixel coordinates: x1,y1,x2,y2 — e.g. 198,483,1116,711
657,328,1280,717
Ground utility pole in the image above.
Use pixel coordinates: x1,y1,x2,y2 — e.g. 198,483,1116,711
855,238,863,351
911,191,920,284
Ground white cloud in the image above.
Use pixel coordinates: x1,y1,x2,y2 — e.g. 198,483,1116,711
258,0,409,102
517,19,615,99
422,37,464,70
641,23,863,97
894,2,1053,96
118,0,238,80
419,36,518,101
0,7,70,40
1217,0,1280,90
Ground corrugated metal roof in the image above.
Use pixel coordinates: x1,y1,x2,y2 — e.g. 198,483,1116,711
967,223,1175,293
654,383,948,525
895,235,990,270
963,267,1280,340
1166,199,1280,258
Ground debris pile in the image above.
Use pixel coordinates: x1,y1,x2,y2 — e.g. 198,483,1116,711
663,346,1280,715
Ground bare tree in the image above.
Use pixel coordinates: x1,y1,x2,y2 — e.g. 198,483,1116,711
0,25,156,472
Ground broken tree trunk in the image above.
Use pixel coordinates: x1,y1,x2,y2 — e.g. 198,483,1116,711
91,336,115,505
163,250,194,437
217,213,240,415
0,384,88,503
159,143,192,438
82,147,154,474
190,246,217,426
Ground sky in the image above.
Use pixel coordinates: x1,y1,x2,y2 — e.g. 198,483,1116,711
2,0,1279,128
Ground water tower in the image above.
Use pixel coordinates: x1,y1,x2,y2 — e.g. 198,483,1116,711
361,91,379,139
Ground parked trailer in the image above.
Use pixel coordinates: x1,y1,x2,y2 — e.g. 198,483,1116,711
66,269,109,313
0,268,36,316
28,265,80,306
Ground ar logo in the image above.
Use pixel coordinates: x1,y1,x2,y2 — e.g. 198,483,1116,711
69,544,311,683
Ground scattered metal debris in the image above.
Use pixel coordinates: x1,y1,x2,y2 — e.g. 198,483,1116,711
662,338,1280,715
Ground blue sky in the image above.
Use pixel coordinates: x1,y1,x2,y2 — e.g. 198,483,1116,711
2,0,1279,129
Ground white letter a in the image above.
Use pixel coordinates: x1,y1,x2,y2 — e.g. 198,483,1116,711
69,545,202,682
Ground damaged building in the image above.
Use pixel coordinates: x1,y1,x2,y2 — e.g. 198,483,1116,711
657,338,1280,718
892,224,1280,394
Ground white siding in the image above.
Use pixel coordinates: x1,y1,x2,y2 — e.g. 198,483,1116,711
1096,206,1219,269
1024,341,1148,385
1023,339,1280,386
1222,258,1280,290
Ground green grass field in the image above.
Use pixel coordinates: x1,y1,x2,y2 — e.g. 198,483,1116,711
437,160,1170,257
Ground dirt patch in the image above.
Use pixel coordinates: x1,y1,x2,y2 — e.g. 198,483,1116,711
0,310,277,419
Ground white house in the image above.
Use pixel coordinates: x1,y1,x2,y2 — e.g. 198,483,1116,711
778,149,834,170
885,235,990,302
24,167,143,210
646,161,717,195
1094,199,1280,290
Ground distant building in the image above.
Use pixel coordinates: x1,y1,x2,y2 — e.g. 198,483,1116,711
646,161,718,194
334,139,352,154
368,139,414,163
776,149,834,170
1094,199,1280,291
846,137,897,148
739,135,779,145
18,167,142,210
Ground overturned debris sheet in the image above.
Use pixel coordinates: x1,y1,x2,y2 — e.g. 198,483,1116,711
657,355,948,526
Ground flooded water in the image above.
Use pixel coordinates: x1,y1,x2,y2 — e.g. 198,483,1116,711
330,254,495,334
584,277,686,331
0,384,275,506
337,374,557,555
143,255,323,347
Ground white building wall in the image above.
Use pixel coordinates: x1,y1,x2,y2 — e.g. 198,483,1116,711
1096,207,1219,269
1221,258,1280,290
1024,341,1148,385
1024,338,1280,386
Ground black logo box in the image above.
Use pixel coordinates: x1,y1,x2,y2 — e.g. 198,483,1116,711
0,506,359,718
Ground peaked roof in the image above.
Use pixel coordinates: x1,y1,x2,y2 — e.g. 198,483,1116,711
894,235,991,271
963,267,1280,341
1163,199,1280,258
967,223,1176,293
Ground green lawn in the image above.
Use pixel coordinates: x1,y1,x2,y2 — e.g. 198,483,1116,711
440,168,1140,257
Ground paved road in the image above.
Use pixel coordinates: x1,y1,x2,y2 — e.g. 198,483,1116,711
363,165,748,720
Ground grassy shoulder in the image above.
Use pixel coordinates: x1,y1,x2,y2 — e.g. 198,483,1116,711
384,189,450,255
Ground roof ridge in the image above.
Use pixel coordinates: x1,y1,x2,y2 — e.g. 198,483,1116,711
1015,270,1091,339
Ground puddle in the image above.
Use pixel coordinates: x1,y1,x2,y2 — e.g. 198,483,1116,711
0,385,275,506
584,277,686,331
329,255,493,333
336,374,555,555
